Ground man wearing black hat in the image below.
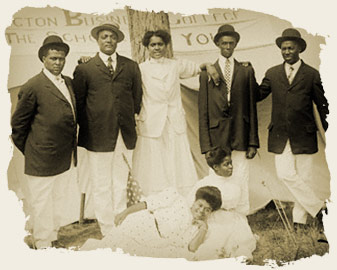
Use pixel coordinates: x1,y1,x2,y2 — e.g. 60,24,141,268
72,23,142,236
11,35,77,248
257,28,329,227
198,24,259,215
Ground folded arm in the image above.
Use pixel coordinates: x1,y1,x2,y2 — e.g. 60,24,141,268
11,86,37,154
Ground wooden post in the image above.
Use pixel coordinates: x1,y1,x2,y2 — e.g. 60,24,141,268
125,6,173,63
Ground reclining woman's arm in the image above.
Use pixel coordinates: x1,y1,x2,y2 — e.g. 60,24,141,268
188,220,208,252
114,202,147,226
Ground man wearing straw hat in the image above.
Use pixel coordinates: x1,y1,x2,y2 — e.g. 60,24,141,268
11,35,77,248
257,28,329,228
72,23,142,236
198,24,259,216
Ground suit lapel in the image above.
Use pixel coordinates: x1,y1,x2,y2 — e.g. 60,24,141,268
214,60,226,84
40,72,69,103
277,64,290,89
213,60,229,107
94,53,112,77
288,60,306,90
112,54,125,81
63,76,77,118
231,60,240,90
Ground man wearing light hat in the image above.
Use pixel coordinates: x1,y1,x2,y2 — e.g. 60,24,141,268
11,35,77,248
72,23,142,236
198,24,259,215
258,28,329,228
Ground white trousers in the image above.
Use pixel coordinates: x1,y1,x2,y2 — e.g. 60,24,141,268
210,150,250,215
87,132,132,236
26,163,76,249
275,140,323,224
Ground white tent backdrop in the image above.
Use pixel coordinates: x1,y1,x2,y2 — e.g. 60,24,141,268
6,7,330,227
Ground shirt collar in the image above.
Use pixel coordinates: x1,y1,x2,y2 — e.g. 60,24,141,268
219,54,234,67
285,59,301,71
148,57,166,64
99,51,117,63
43,68,62,82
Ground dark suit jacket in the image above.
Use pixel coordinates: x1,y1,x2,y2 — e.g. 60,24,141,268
11,72,77,176
198,60,259,154
72,53,142,152
258,60,329,154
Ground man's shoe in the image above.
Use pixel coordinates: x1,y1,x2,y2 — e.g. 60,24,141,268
293,222,308,232
51,240,66,249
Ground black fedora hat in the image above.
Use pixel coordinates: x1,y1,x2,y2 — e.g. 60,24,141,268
276,28,307,52
91,22,124,42
38,35,69,62
214,24,240,44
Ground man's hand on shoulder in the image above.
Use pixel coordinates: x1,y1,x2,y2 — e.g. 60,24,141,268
78,56,92,64
240,61,252,67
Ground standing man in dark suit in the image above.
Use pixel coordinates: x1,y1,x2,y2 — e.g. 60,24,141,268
11,36,77,249
72,23,142,236
258,28,329,227
198,24,259,215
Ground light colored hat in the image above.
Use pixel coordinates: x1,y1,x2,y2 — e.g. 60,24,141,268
275,28,307,52
91,22,125,42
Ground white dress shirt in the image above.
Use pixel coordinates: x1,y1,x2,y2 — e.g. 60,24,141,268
284,59,301,84
43,68,75,117
99,51,117,70
218,54,234,101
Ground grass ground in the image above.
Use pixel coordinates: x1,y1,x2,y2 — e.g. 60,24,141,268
29,201,328,266
247,201,328,265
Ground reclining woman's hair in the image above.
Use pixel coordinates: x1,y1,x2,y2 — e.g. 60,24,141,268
205,147,231,168
195,186,222,211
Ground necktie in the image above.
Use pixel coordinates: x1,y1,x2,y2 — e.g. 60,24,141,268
224,58,231,90
288,66,294,84
224,58,231,102
107,56,114,75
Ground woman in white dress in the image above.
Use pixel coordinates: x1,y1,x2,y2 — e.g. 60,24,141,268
81,186,223,259
132,30,207,196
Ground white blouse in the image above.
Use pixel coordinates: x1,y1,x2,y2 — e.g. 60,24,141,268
138,57,200,138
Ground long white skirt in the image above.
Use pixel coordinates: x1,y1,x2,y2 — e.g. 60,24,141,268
132,120,198,197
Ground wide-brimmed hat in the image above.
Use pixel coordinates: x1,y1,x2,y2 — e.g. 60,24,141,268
91,22,125,42
38,35,69,62
275,28,307,52
214,24,240,44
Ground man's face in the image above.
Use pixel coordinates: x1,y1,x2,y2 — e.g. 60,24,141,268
42,49,66,76
281,40,300,65
97,30,118,55
213,156,233,177
216,35,237,58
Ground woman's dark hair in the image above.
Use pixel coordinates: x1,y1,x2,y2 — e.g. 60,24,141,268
205,147,231,169
195,186,222,211
142,30,171,47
